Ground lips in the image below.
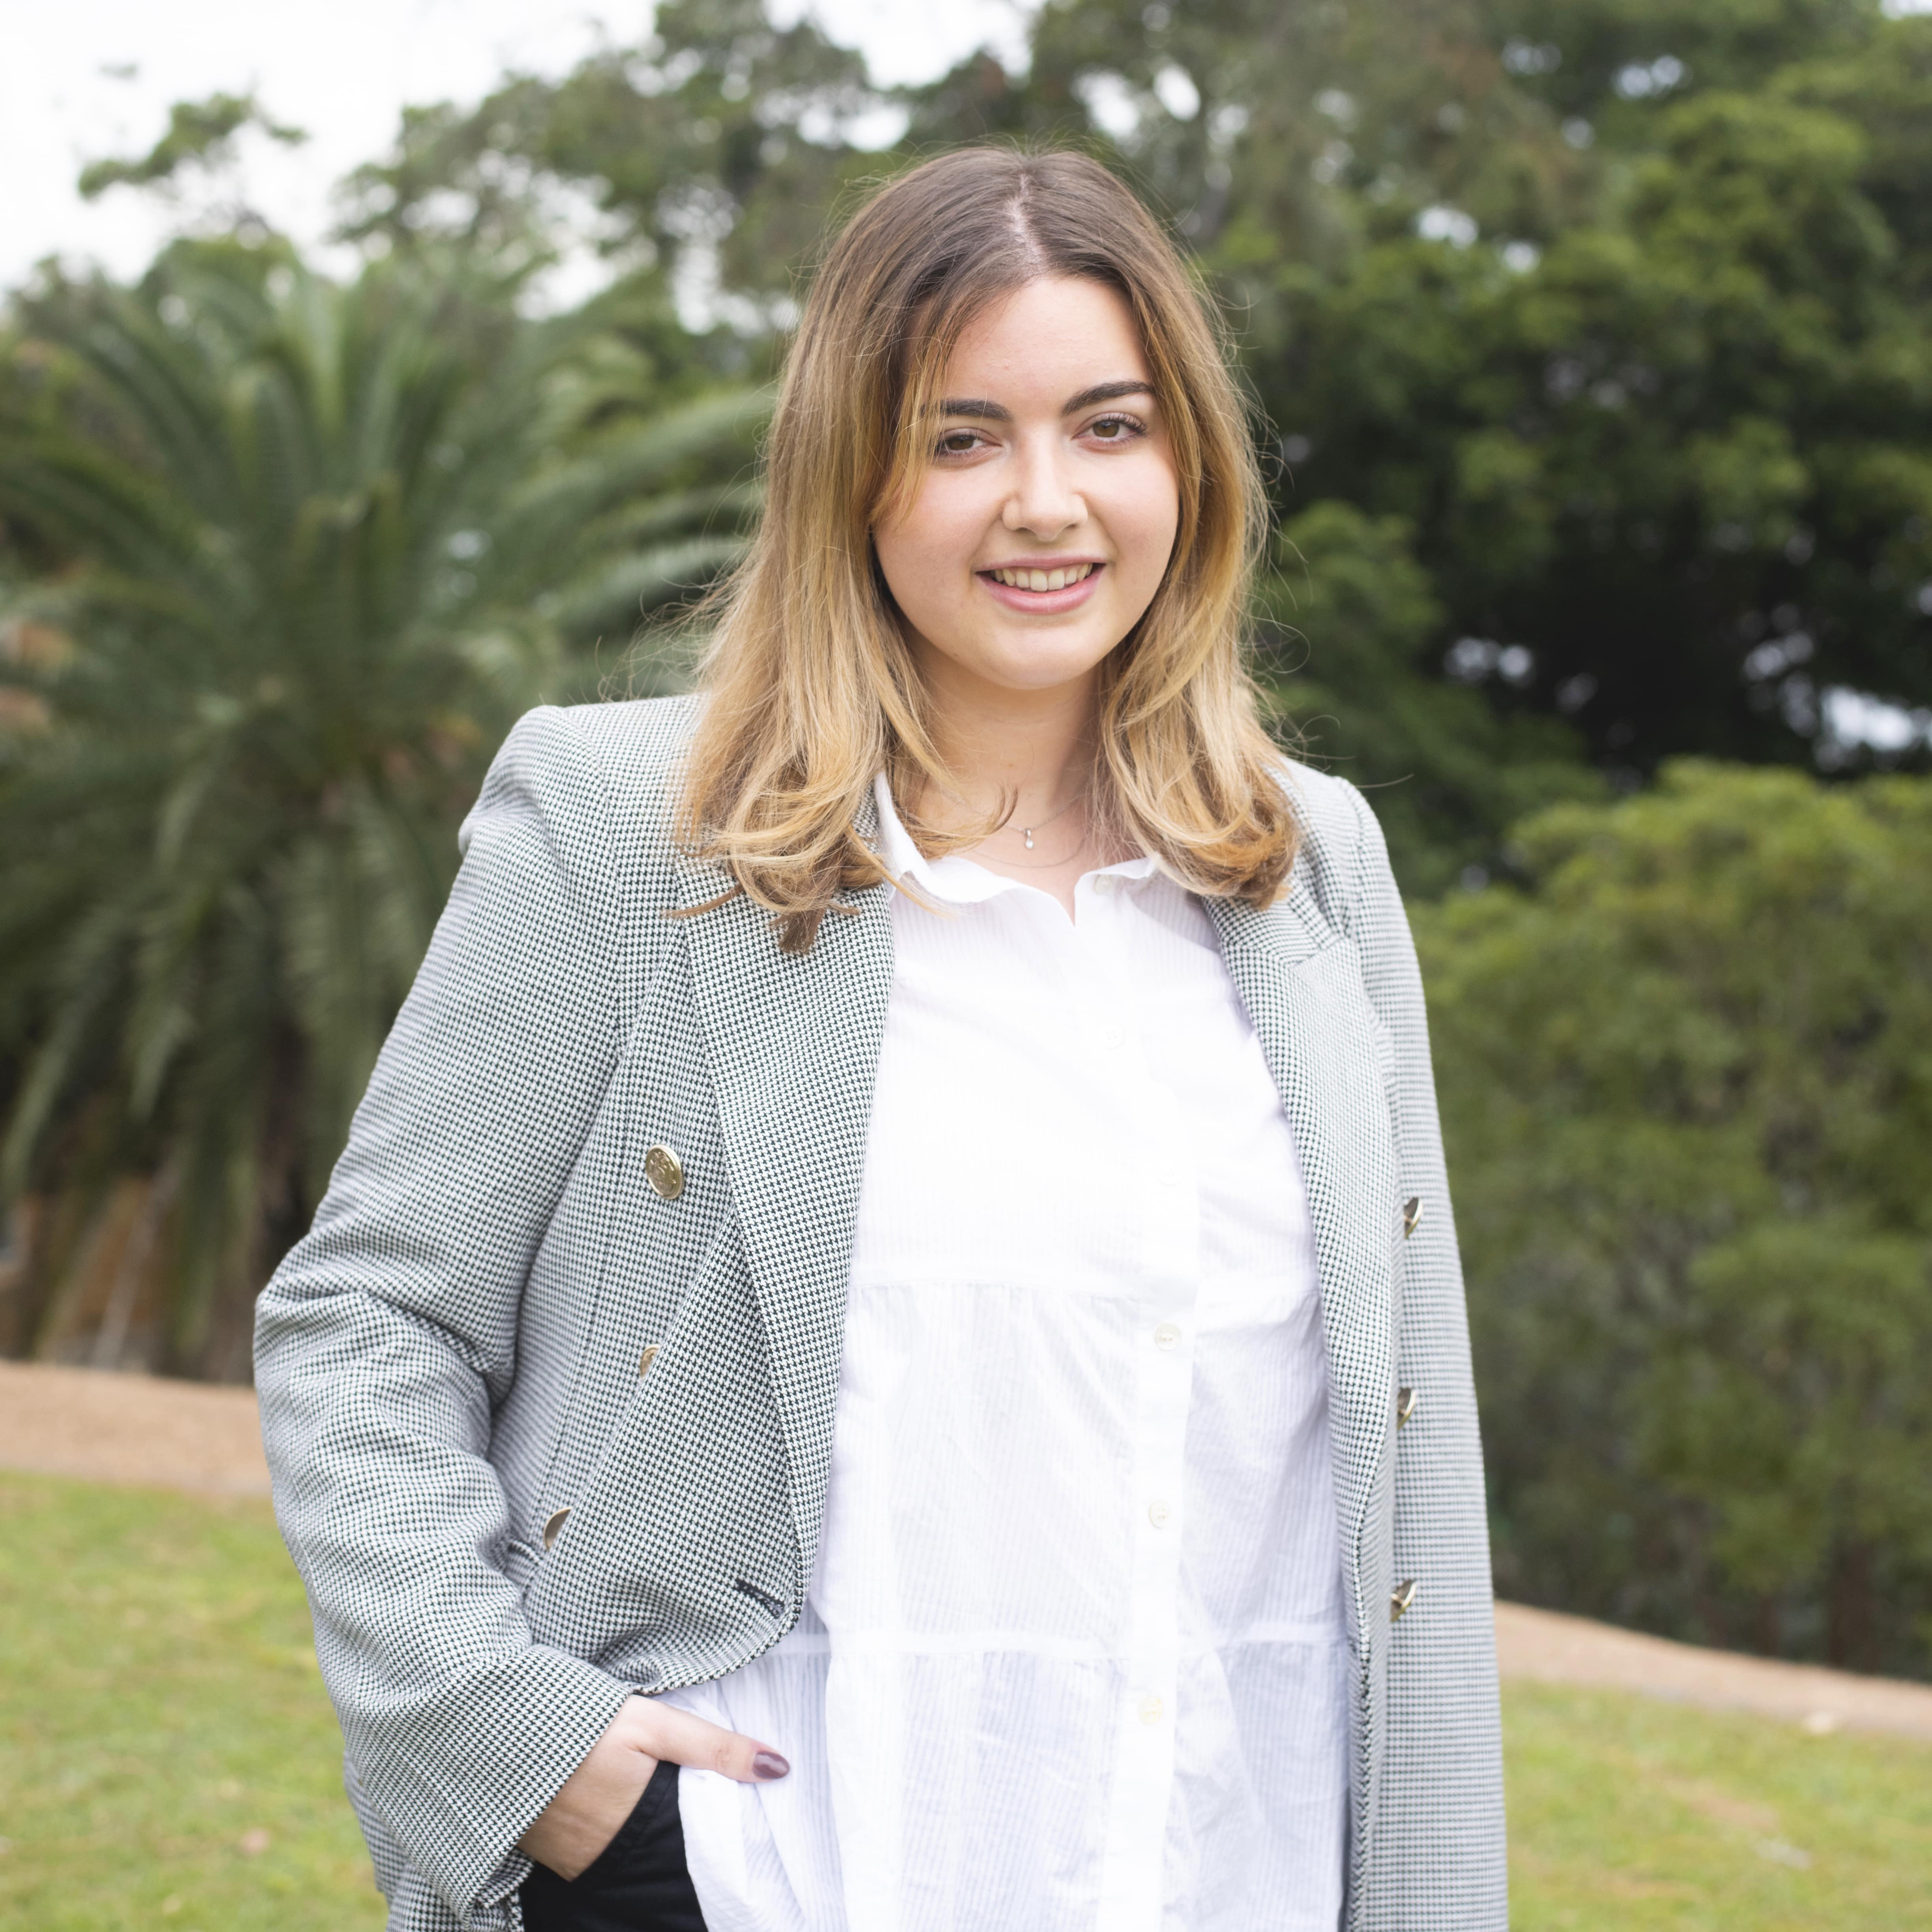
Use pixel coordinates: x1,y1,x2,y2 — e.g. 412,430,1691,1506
986,562,1096,592
976,560,1106,613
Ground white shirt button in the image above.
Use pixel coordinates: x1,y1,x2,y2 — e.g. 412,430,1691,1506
1138,1694,1163,1724
1101,1026,1127,1050
1154,1322,1181,1351
1148,1499,1171,1528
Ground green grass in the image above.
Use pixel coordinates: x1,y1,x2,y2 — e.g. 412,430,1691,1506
0,1473,383,1932
2,1470,1929,1929
1507,1679,1932,1929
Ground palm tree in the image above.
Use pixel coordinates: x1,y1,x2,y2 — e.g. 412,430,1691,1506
0,245,766,1377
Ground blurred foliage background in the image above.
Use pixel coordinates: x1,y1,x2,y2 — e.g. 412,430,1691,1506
2,0,1928,1675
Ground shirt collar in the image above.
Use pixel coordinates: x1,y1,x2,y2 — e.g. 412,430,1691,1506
871,773,1161,907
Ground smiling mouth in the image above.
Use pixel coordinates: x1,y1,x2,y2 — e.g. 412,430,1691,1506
984,562,1099,592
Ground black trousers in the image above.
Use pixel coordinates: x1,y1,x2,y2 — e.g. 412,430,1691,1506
520,1758,707,1932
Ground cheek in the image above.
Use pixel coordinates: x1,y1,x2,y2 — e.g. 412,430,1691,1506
874,483,982,602
1107,465,1182,585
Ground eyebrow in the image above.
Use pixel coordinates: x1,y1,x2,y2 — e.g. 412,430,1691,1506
934,379,1156,422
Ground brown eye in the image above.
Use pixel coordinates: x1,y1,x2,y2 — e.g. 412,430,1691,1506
937,430,981,456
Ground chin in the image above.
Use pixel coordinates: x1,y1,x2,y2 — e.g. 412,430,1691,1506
973,630,1120,690
977,655,1111,695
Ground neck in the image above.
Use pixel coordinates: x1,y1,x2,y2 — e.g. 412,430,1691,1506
912,652,1100,837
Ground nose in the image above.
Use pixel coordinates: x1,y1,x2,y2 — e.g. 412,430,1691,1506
1002,433,1086,540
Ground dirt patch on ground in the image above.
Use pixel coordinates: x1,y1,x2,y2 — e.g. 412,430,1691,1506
1493,1600,1932,1741
0,1359,269,1496
7,1360,1931,1741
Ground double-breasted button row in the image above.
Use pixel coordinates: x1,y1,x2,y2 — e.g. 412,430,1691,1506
539,1336,671,1553
1393,1194,1424,1624
1392,1390,1418,1619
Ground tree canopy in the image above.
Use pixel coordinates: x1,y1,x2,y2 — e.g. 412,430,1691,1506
1418,764,1932,1674
313,0,1932,888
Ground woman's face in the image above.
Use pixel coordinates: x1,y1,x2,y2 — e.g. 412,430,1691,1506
872,276,1181,704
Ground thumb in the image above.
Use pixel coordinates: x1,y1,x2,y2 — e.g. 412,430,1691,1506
634,1700,790,1784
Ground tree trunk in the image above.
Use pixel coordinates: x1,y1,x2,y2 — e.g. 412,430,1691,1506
1826,1539,1876,1672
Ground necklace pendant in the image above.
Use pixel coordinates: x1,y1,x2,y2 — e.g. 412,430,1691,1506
1023,827,1035,850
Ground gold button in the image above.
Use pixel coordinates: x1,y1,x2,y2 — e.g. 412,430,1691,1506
542,1506,573,1552
1390,1578,1418,1623
638,1344,660,1378
1402,1195,1424,1239
1154,1323,1181,1351
644,1144,685,1201
1148,1499,1171,1528
1138,1694,1163,1724
1396,1386,1418,1428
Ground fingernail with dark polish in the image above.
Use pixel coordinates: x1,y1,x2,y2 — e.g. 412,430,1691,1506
752,1750,790,1780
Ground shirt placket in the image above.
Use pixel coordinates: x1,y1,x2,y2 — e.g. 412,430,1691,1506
1080,873,1198,1930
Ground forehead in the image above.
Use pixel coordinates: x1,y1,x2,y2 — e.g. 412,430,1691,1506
939,277,1150,401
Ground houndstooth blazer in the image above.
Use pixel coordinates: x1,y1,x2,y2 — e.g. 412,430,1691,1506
254,694,1506,1932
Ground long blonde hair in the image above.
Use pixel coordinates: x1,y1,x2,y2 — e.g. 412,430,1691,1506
677,146,1296,951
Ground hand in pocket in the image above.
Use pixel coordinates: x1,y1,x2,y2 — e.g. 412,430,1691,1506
520,1697,789,1879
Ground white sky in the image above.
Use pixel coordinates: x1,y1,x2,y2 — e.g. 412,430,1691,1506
0,0,1032,296
13,0,1929,298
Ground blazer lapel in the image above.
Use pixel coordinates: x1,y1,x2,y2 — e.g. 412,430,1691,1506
1206,886,1399,1643
674,838,896,1574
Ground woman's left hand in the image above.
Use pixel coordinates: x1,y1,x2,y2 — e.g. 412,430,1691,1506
520,1696,790,1879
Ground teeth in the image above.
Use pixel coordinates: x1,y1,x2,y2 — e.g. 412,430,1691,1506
991,563,1094,591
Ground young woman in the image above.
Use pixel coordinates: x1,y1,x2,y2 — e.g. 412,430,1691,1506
256,147,1505,1932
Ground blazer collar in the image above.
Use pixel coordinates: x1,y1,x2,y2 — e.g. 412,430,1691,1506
1202,859,1343,970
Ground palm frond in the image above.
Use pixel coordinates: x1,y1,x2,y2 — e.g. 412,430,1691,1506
0,248,765,1373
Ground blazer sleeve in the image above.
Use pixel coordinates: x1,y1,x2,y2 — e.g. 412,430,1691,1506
254,706,638,1929
1340,783,1509,1928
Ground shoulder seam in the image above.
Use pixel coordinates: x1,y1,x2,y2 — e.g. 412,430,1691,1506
1284,760,1375,945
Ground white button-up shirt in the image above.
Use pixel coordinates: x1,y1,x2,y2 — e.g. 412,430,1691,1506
665,778,1347,1932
